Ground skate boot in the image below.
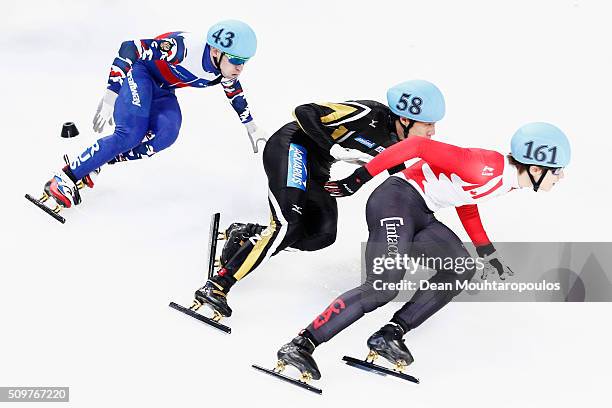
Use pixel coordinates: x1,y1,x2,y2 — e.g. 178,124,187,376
194,276,233,318
62,154,100,190
77,168,101,189
26,161,100,223
276,335,321,380
219,222,265,266
366,323,414,372
43,169,82,209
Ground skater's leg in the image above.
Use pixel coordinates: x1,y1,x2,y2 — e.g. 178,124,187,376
390,220,476,332
111,91,182,161
276,179,431,378
68,64,154,180
194,124,311,314
218,125,312,286
145,91,182,152
290,182,338,252
302,178,430,346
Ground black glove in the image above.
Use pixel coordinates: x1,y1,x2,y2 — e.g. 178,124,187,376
324,166,373,197
476,244,514,280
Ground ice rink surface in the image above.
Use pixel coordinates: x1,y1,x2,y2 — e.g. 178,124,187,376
2,0,611,406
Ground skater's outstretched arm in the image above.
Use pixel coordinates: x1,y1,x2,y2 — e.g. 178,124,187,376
455,204,491,247
325,138,504,197
365,137,479,178
293,102,373,151
221,78,267,153
221,78,252,124
457,204,514,280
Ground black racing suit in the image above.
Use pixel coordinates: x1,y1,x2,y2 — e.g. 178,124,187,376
217,100,404,288
303,176,477,345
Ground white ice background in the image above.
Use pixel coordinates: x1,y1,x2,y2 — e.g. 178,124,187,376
1,0,611,407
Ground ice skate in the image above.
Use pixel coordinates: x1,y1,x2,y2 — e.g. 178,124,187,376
276,335,321,380
366,323,414,370
26,167,81,223
342,323,419,384
169,213,231,333
194,277,232,318
252,335,322,394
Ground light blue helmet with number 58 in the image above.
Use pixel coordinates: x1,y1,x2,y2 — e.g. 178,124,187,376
206,20,257,60
511,122,571,167
387,80,446,123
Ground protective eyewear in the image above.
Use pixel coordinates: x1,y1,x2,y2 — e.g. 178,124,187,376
225,53,249,65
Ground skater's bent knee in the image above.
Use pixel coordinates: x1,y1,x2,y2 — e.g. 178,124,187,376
291,232,336,252
283,222,306,242
113,124,149,152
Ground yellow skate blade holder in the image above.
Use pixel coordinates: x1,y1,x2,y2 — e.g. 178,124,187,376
366,350,379,363
273,360,286,373
393,360,408,373
299,371,314,383
189,299,203,311
211,310,223,322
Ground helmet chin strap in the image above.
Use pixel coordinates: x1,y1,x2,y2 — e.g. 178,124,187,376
400,119,415,138
212,51,224,70
527,166,549,192
391,115,414,139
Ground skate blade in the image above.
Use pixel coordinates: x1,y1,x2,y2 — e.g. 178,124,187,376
207,213,221,278
168,301,231,334
251,364,322,394
25,193,66,224
342,355,419,384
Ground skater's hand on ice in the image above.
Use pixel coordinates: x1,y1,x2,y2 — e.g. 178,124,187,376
245,121,268,153
329,144,373,165
93,90,118,133
476,244,514,280
324,166,373,197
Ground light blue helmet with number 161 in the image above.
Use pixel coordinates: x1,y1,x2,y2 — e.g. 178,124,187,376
206,20,257,60
387,80,446,123
511,122,571,167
